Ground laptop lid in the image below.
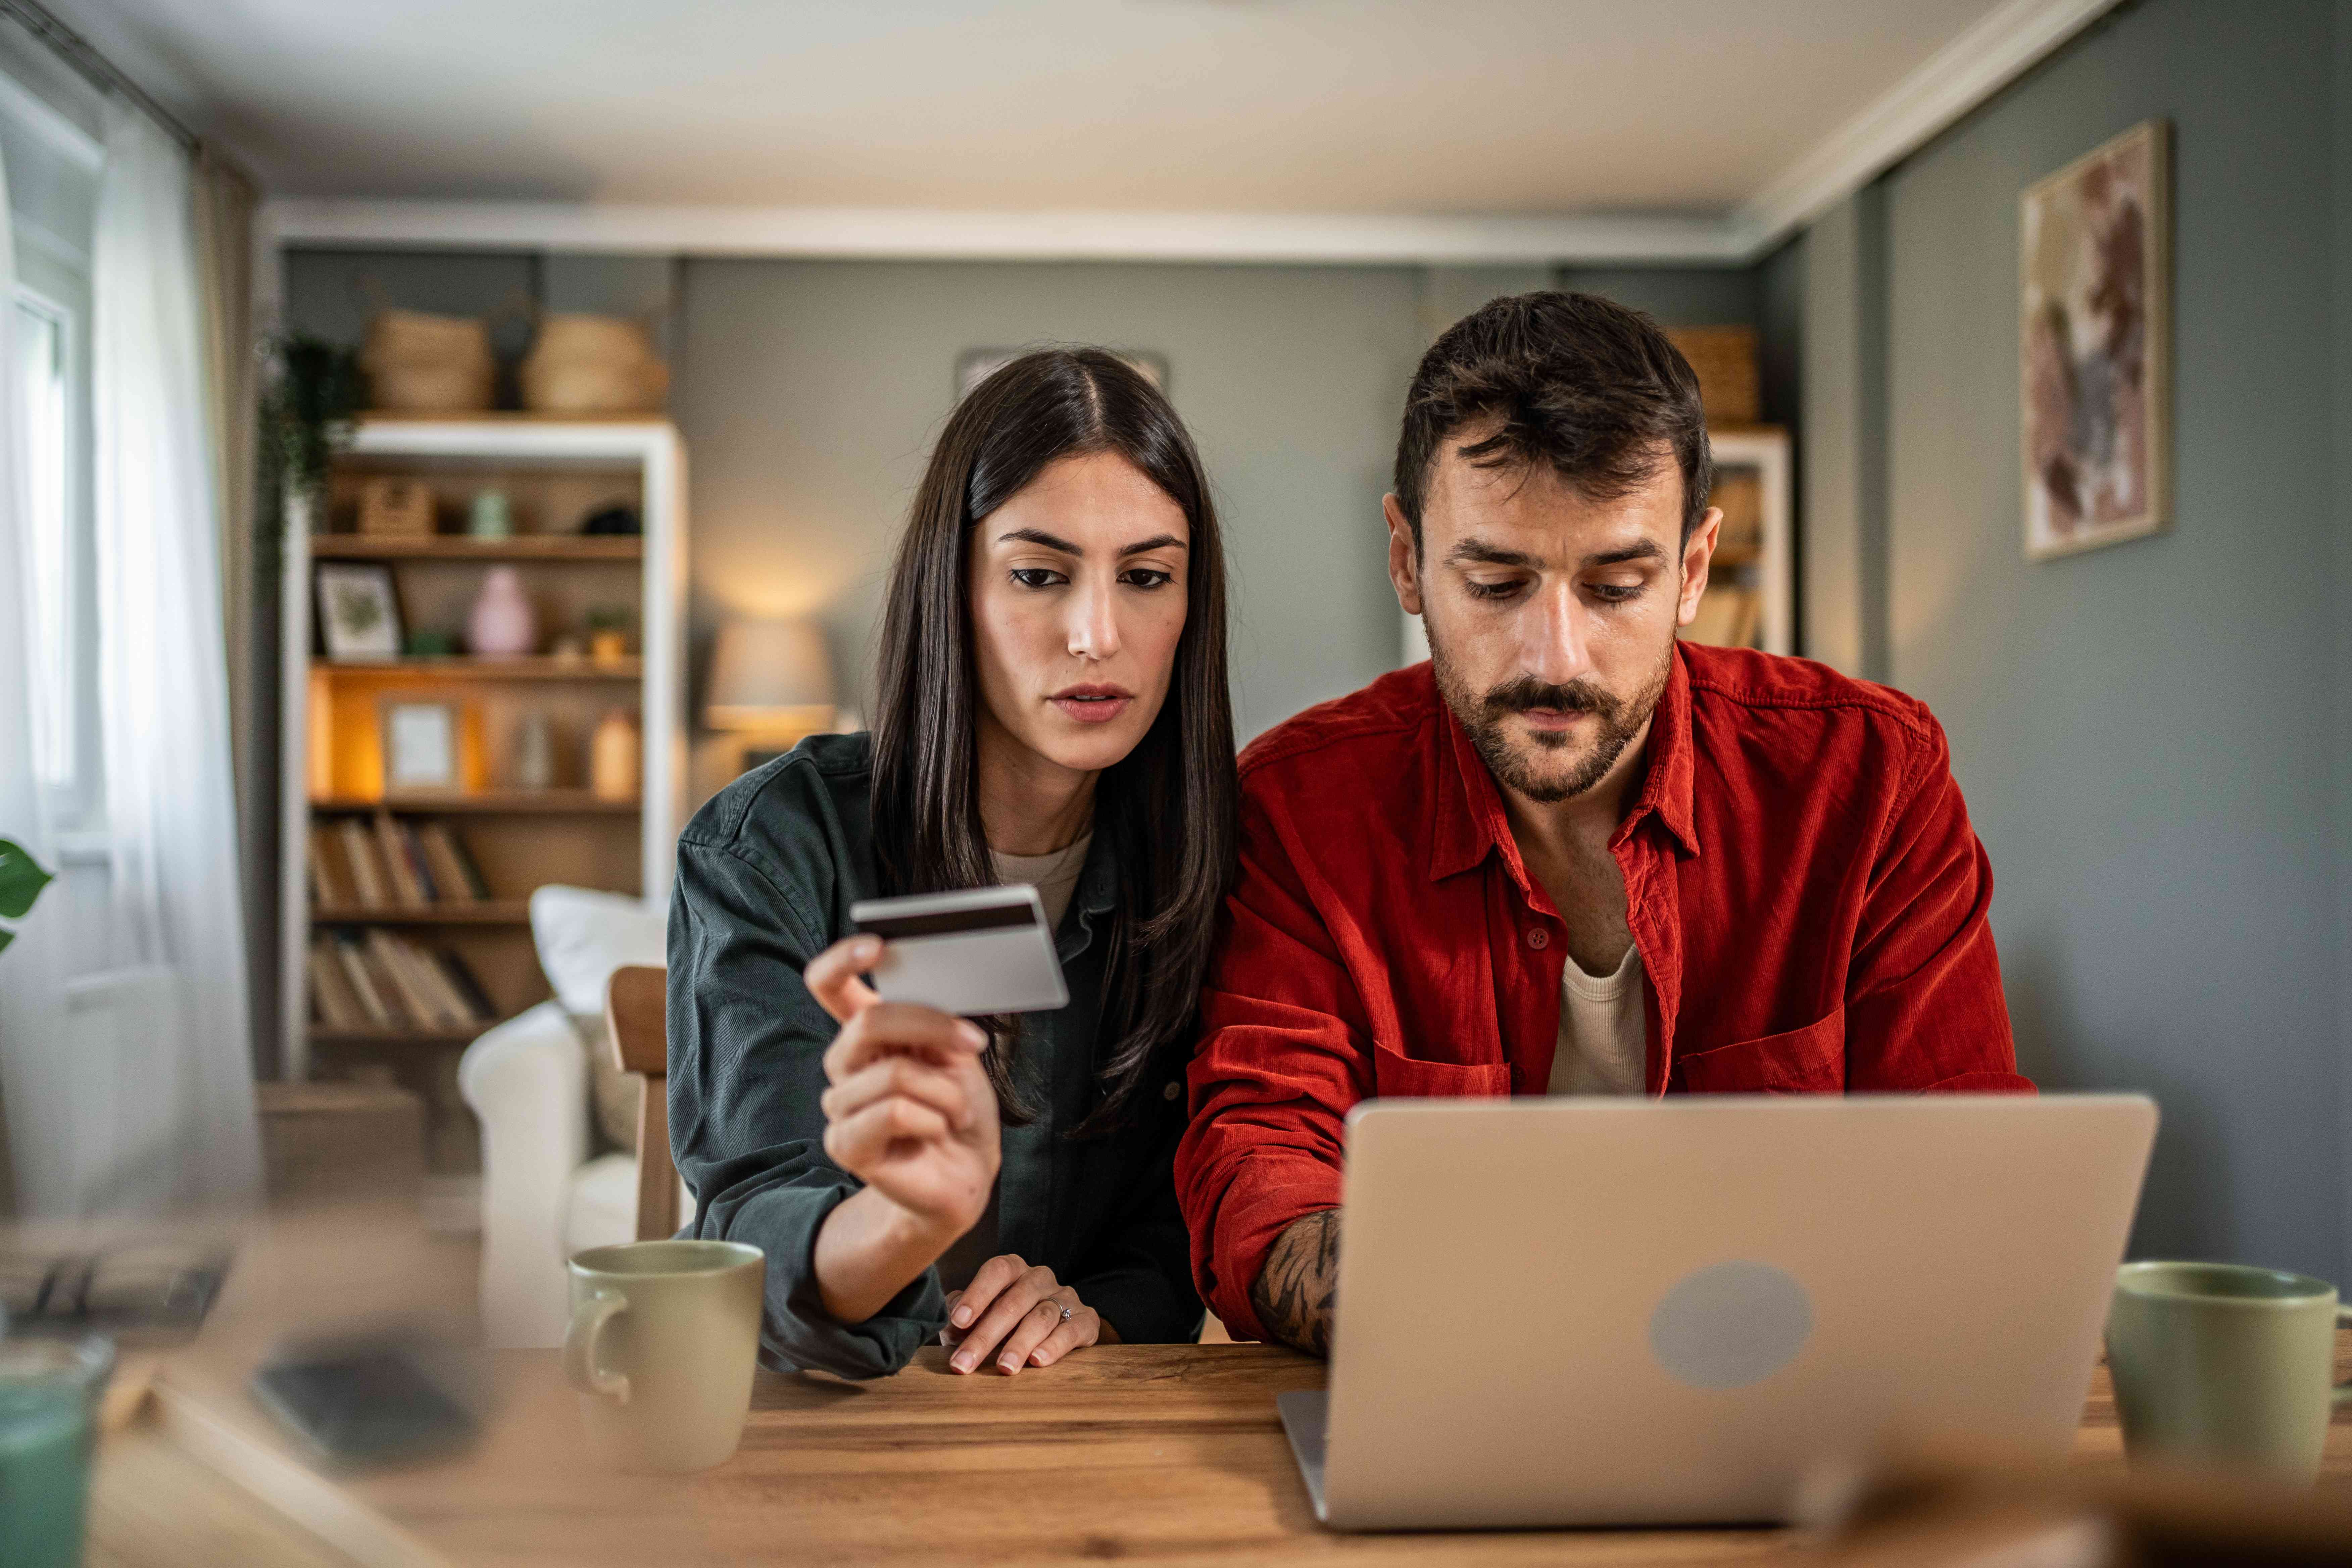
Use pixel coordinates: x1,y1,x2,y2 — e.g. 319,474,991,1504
1316,1094,2156,1530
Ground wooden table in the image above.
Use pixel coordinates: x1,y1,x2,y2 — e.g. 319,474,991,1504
80,1208,2352,1566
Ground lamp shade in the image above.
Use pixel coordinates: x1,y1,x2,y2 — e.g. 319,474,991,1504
705,617,837,731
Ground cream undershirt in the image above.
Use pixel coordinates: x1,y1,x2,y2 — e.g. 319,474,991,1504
1547,942,1649,1096
988,832,1092,931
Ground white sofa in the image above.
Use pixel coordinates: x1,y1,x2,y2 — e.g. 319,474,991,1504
457,885,692,1348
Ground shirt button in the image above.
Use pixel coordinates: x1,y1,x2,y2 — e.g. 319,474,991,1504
1163,1081,1182,1101
1525,928,1551,950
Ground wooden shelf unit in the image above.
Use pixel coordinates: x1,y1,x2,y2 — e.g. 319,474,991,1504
280,417,686,1087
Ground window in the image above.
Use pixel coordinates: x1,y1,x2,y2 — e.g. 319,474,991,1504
15,289,72,793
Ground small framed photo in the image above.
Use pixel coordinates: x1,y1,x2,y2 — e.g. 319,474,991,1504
316,563,404,661
380,698,462,795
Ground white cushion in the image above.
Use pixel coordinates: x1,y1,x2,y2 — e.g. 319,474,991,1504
529,884,668,1015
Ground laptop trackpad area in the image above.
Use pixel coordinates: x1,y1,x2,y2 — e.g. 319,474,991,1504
1276,1390,1329,1520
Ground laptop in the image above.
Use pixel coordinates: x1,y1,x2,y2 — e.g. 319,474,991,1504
1278,1093,2157,1530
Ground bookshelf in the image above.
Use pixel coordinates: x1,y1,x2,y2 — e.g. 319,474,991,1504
277,418,687,1095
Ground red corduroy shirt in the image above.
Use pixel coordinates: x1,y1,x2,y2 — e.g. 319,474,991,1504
1175,642,2032,1341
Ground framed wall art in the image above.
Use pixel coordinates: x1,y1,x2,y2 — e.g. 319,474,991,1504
315,562,404,660
2020,118,2170,560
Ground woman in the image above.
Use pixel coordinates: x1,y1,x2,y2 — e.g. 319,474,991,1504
669,348,1235,1379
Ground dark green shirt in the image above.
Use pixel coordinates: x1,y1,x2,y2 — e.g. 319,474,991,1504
668,732,1204,1378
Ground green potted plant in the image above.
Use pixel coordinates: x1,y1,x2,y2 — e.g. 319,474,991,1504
0,837,54,954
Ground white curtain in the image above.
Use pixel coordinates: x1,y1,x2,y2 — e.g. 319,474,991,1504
85,99,258,1212
0,117,76,1216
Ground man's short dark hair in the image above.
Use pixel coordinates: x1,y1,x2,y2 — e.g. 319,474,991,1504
1393,291,1711,551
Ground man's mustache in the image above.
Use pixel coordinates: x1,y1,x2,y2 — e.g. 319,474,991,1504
1480,676,1621,720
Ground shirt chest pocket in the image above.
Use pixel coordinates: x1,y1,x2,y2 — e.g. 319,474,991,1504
1369,1042,1511,1099
1669,1008,1845,1094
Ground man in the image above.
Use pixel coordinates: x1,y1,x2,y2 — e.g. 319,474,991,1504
1174,292,2030,1356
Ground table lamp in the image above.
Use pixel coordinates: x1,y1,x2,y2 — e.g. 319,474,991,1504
705,617,837,736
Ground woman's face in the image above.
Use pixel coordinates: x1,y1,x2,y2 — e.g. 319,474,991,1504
968,450,1191,780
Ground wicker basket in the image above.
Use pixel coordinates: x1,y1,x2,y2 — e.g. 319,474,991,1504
519,313,669,415
357,477,434,537
362,308,494,414
1663,326,1760,425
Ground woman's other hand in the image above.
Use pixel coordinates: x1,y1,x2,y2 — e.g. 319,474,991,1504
806,934,1000,1243
939,1255,1117,1374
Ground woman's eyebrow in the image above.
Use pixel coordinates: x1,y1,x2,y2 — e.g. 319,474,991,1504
995,527,1189,556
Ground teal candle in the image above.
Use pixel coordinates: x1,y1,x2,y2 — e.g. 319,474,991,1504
0,1336,111,1568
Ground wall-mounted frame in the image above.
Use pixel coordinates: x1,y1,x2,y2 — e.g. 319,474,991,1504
379,697,463,795
2020,118,2170,561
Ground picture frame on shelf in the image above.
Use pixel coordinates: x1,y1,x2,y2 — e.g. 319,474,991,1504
316,562,404,661
380,698,463,795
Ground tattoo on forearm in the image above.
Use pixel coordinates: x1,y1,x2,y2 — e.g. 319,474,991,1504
1251,1208,1341,1357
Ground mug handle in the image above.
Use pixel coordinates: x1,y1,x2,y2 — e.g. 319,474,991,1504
2337,1307,2352,1409
565,1288,632,1405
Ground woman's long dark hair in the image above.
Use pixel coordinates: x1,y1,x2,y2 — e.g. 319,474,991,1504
870,348,1236,1136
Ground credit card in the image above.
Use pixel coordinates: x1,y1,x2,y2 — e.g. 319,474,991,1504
849,884,1069,1016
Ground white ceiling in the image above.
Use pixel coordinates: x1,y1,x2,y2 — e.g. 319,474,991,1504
66,0,2026,219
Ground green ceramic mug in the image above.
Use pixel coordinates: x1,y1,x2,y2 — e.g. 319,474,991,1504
2106,1261,2352,1483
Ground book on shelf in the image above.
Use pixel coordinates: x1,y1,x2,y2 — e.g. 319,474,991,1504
435,950,498,1023
365,929,454,1029
307,938,368,1031
307,827,356,907
372,813,431,908
335,818,390,909
331,933,398,1029
415,821,490,903
1681,585,1761,649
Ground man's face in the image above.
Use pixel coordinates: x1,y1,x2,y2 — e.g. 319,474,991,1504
1385,430,1719,805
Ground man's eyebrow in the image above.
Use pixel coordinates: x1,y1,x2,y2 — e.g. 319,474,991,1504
995,527,1189,556
1443,538,1542,569
1585,540,1669,568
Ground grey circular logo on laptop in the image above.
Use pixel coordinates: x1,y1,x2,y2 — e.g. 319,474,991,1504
1648,1261,1814,1389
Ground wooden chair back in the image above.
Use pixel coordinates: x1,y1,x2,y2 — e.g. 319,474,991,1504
603,964,678,1241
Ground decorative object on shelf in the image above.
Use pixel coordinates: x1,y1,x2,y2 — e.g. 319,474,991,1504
586,604,633,667
316,562,404,660
362,306,494,413
549,633,587,665
520,312,670,415
467,487,514,540
957,347,1166,400
357,475,434,537
260,332,366,506
590,708,641,802
512,710,556,792
403,629,456,658
381,699,463,795
580,503,641,536
705,616,836,734
467,566,538,658
2022,118,2170,560
1661,327,1760,425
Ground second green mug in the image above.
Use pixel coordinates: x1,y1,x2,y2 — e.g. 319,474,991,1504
2106,1260,2351,1483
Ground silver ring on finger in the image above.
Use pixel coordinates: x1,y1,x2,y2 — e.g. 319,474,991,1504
1040,1299,1073,1323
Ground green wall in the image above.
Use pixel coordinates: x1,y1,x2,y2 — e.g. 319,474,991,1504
1801,0,2351,1282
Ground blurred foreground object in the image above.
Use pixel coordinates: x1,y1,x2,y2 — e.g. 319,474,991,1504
1809,1453,2352,1566
0,1333,114,1568
0,1240,231,1344
521,313,669,414
250,1330,481,1467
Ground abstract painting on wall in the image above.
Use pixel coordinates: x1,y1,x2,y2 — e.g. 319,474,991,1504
2020,119,2169,560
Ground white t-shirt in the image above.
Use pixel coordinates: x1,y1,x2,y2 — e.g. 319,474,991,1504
989,833,1092,931
1547,942,1648,1096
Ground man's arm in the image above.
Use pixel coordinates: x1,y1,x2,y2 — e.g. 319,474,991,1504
1174,786,1373,1344
1249,1208,1341,1356
1844,714,2034,1091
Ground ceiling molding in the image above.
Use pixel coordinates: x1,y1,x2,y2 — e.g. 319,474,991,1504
1732,0,2124,250
261,0,2121,268
260,199,1751,266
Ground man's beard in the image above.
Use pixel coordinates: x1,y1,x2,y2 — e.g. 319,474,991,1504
1429,634,1670,805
